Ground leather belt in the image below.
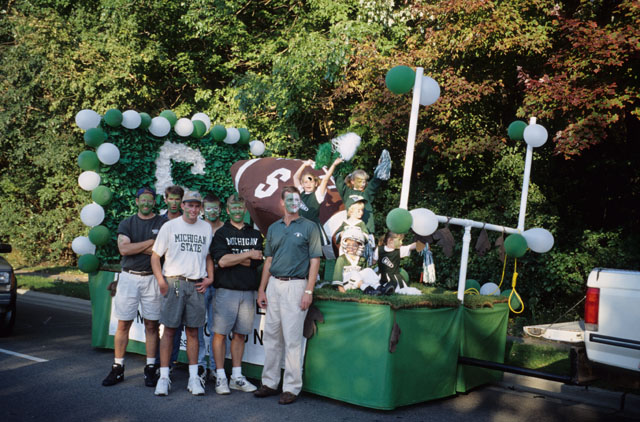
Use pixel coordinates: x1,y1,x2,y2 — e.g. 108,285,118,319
123,269,153,276
167,275,201,282
273,276,300,281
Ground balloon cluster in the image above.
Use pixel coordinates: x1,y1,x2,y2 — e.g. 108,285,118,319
385,207,439,236
385,65,441,106
73,108,268,272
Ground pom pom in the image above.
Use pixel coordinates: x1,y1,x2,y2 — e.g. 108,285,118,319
331,132,361,161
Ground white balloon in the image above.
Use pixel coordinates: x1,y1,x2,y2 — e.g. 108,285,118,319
71,236,96,255
419,76,441,106
479,282,500,296
174,118,194,137
523,228,554,253
97,142,120,165
410,208,439,236
121,110,141,129
249,140,265,156
149,116,171,137
75,109,101,130
223,127,240,144
523,123,548,147
78,171,101,191
191,113,211,132
80,203,105,227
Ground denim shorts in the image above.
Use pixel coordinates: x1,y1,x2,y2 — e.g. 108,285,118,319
160,277,206,328
212,288,257,336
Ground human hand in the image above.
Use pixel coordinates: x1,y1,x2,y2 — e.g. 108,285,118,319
257,290,268,309
196,277,212,293
158,279,168,296
249,250,263,260
334,157,343,165
300,291,312,310
304,159,315,167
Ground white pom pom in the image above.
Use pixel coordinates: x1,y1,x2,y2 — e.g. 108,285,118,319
331,132,361,161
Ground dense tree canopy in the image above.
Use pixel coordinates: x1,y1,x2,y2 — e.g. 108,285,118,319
1,0,638,324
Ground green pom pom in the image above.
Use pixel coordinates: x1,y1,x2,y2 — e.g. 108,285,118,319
211,125,227,142
159,110,177,127
192,120,206,138
504,233,528,258
78,254,100,273
139,112,152,129
385,65,416,95
465,279,481,292
91,186,113,206
507,120,527,141
84,128,106,148
238,128,250,145
314,143,335,169
386,208,413,234
399,268,409,283
104,109,123,127
88,225,111,246
78,151,100,171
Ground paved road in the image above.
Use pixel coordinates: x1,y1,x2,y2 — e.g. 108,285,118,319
0,301,634,422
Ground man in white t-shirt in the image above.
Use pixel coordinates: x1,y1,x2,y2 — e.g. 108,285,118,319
150,190,214,397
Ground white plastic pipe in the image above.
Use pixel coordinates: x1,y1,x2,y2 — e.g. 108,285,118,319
435,215,519,234
399,67,424,209
517,117,536,230
457,226,472,301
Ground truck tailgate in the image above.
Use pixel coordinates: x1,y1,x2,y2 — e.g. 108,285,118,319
585,268,640,372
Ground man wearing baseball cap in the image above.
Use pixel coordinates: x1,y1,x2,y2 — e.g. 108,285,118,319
102,187,166,388
151,190,214,396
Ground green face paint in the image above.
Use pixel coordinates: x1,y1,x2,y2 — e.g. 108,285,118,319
137,193,155,216
353,176,367,191
203,201,221,222
227,202,245,223
284,192,301,214
165,193,182,213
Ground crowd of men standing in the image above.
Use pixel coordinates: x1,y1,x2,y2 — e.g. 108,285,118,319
102,184,321,405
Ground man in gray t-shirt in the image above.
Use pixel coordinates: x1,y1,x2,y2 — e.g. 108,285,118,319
254,186,322,405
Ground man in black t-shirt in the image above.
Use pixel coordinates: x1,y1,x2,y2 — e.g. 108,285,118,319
102,187,167,388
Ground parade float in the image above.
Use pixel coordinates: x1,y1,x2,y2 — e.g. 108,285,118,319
74,66,554,409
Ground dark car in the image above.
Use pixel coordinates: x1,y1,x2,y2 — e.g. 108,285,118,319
0,243,16,336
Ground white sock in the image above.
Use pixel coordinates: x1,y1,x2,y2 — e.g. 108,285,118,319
189,364,198,378
231,367,242,379
160,367,169,379
146,357,156,365
114,358,124,366
216,369,226,380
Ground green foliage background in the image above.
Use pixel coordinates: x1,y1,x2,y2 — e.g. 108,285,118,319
1,0,639,326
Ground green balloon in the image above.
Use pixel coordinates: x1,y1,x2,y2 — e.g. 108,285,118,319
160,110,177,127
385,65,416,95
78,254,100,273
139,112,152,129
501,289,522,311
507,120,527,141
211,124,227,142
89,225,111,246
238,128,251,145
84,127,106,148
504,233,528,258
91,186,113,206
192,120,206,138
465,279,481,292
399,268,409,283
104,109,123,127
78,151,100,171
386,208,413,234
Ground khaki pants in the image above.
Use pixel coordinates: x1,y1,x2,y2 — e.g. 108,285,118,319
261,276,308,395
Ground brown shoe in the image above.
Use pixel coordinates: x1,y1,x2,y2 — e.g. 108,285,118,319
278,391,298,405
254,384,279,398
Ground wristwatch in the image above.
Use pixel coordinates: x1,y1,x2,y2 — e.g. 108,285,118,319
304,290,313,295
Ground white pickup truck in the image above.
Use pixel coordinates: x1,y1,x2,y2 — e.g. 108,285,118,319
525,268,640,384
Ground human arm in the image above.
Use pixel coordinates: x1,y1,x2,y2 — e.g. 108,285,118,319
196,254,214,293
301,257,320,310
257,256,272,309
332,256,346,282
117,235,155,256
316,157,343,199
218,249,263,268
293,159,314,190
151,252,168,296
400,243,417,258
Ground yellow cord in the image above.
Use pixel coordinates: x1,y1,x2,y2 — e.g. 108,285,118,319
464,287,479,295
508,258,524,314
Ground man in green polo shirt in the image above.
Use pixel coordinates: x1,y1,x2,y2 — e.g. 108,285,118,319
254,186,322,405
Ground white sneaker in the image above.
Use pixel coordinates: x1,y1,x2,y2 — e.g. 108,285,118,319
215,377,231,395
154,377,171,396
230,375,257,392
188,376,205,396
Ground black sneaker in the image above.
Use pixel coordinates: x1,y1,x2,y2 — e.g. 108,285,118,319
144,364,159,387
102,363,124,386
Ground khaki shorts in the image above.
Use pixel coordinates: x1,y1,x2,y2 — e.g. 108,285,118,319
159,277,206,328
113,271,161,321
